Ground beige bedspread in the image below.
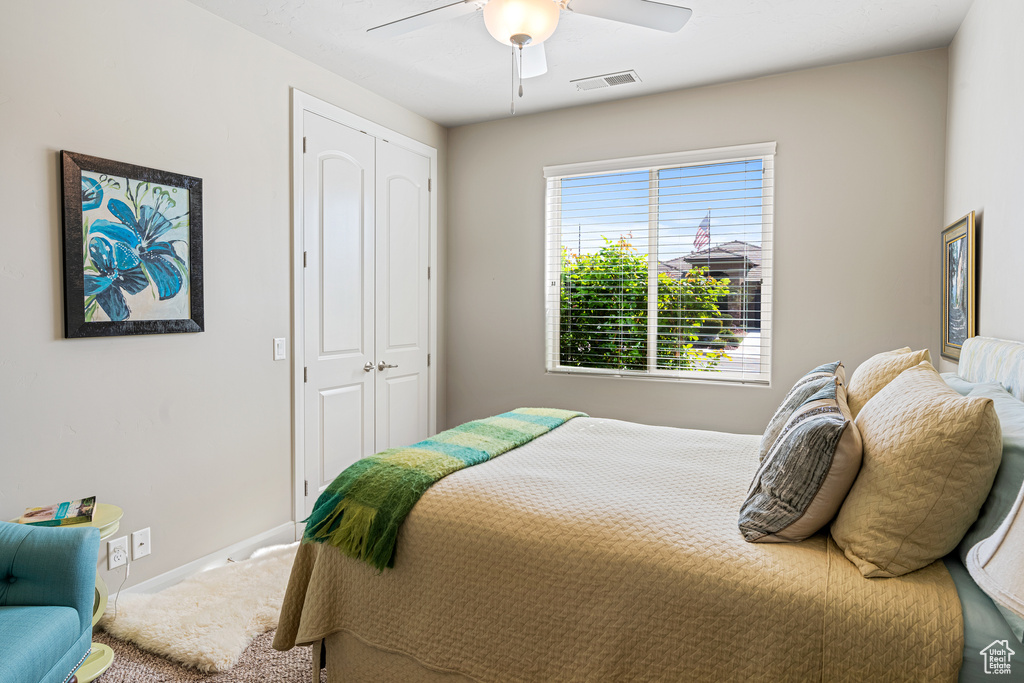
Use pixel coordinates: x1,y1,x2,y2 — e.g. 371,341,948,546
275,417,962,682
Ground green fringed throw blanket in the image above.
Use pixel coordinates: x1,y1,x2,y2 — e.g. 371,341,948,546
303,407,586,571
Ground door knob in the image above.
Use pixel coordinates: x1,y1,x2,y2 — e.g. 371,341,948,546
377,361,399,371
363,362,375,372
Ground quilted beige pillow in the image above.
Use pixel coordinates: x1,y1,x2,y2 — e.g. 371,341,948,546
832,362,1002,577
846,347,932,418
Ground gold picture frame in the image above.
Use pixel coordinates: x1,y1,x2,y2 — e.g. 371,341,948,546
941,211,976,361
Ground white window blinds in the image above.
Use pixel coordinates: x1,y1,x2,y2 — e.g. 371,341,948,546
544,142,774,384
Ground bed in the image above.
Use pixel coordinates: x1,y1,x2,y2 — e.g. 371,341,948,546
274,337,1024,682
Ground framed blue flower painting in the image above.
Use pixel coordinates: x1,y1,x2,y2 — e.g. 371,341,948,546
61,151,203,337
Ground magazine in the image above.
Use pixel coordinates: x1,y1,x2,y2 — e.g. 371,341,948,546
19,496,96,526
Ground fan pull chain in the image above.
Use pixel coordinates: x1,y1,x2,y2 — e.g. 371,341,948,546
518,44,524,98
510,45,516,115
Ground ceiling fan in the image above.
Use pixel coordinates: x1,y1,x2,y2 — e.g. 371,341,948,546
368,0,693,110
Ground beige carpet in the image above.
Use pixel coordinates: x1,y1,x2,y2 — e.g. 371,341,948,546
93,629,325,682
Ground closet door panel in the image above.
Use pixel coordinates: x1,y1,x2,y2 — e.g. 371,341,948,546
384,175,420,349
302,111,376,515
319,156,364,356
375,140,430,451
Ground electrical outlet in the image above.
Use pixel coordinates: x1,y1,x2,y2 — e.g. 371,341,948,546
132,527,151,560
107,537,128,570
273,337,286,360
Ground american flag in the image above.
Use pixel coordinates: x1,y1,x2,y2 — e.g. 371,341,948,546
693,211,711,250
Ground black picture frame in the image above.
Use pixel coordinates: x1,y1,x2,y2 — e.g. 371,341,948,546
941,211,975,361
61,151,204,338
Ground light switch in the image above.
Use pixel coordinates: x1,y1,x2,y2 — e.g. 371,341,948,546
274,338,287,361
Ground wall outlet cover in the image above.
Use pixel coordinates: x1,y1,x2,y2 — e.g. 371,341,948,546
108,536,129,570
132,527,151,560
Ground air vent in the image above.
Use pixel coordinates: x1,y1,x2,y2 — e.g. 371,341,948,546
571,70,641,92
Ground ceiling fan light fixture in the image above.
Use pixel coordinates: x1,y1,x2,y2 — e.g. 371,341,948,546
483,0,560,47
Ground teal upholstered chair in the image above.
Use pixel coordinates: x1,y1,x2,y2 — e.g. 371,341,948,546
0,521,100,683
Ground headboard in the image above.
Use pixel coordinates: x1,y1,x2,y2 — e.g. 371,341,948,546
957,336,1024,402
958,335,1024,649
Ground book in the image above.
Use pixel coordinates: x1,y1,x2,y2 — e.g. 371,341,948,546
19,496,96,526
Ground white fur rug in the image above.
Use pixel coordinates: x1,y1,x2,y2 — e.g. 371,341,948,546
99,543,298,672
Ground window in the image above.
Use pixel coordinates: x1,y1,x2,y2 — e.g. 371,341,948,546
544,143,774,384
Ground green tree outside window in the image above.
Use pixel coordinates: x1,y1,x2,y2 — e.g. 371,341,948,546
559,237,732,371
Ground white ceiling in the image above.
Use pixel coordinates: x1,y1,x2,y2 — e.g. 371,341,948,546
185,0,974,127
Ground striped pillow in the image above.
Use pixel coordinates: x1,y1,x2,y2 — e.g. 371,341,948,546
740,377,863,543
759,361,845,461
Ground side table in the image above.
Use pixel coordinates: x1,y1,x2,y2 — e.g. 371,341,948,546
67,503,122,683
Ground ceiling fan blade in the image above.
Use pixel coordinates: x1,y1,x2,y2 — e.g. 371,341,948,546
566,0,692,33
520,43,548,79
367,0,479,38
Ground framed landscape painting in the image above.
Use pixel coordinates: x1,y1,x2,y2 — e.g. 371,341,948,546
941,211,975,361
61,151,203,338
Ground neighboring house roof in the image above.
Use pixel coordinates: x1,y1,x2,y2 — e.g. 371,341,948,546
658,256,694,276
659,240,763,283
685,240,762,265
655,258,688,276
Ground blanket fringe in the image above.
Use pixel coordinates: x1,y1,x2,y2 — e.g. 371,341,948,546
304,495,345,540
366,521,402,571
326,499,378,560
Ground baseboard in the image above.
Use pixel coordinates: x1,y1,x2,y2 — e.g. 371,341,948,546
123,521,297,594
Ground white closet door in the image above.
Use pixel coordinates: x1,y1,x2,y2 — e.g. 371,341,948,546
374,140,430,451
303,111,376,514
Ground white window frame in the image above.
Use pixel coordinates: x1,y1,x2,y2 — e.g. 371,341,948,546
544,142,775,386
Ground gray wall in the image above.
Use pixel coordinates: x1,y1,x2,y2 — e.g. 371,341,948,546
0,0,446,587
446,50,948,434
945,0,1024,371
